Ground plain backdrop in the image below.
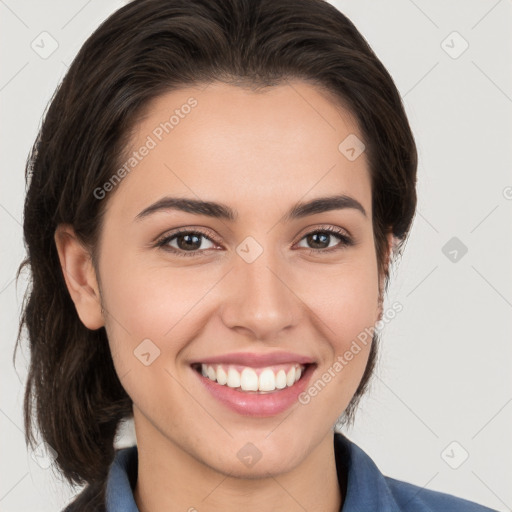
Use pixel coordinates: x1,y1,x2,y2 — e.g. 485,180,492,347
1,1,511,511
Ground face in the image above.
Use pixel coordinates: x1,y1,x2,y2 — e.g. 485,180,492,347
82,81,388,477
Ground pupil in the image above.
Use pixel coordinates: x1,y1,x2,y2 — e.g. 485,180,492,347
308,232,329,249
178,234,200,250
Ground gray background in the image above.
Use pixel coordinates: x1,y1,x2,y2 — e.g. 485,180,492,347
1,1,511,511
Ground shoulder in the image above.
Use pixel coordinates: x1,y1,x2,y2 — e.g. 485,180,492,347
334,433,498,512
384,475,497,511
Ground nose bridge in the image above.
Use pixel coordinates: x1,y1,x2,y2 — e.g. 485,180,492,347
221,240,300,339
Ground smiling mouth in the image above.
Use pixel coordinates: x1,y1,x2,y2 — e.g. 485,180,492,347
191,362,312,393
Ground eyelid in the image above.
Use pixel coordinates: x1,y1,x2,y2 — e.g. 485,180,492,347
154,226,221,248
293,223,352,245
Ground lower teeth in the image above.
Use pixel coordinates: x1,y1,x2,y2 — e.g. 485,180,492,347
233,388,278,394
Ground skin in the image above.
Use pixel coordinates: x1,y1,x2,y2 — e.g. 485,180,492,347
56,81,393,512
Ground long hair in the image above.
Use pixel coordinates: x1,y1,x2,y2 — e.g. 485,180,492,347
15,0,417,509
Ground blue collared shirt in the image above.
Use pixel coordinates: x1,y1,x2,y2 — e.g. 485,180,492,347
105,433,498,511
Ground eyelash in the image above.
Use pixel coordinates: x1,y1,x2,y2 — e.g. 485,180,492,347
154,225,354,258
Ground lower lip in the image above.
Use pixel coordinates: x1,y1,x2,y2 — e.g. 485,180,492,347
193,364,315,417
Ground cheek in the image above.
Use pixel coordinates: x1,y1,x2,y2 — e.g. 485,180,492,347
303,254,380,345
97,259,219,415
287,259,380,431
304,251,378,370
98,257,217,361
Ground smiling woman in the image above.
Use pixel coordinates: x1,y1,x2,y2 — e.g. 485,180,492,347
15,1,497,512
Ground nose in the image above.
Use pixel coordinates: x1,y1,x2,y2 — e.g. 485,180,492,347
219,248,301,341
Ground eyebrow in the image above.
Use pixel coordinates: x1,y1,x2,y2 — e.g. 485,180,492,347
135,194,367,222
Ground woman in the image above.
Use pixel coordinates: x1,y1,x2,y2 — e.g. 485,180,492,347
17,0,498,510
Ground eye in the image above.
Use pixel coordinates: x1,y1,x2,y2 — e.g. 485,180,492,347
155,229,219,257
295,226,353,253
154,225,353,258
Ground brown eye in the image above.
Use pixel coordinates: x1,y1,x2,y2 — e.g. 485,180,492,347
296,227,353,252
156,229,217,257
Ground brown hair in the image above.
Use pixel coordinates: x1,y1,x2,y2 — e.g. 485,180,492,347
16,0,417,509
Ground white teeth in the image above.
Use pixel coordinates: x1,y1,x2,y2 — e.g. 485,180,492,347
258,368,276,392
207,366,216,381
199,363,306,392
227,367,240,388
275,369,287,389
286,366,296,387
240,368,259,391
216,366,227,385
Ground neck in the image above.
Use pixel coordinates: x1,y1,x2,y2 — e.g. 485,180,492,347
133,425,343,512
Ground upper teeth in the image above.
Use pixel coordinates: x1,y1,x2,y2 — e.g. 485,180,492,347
200,363,304,392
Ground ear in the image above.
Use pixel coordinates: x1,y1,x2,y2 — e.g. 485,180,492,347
376,231,396,320
54,224,104,330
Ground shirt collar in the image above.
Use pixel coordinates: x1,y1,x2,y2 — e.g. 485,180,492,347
105,433,401,511
334,433,402,511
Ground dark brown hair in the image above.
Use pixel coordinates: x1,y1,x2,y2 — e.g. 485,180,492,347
16,0,417,509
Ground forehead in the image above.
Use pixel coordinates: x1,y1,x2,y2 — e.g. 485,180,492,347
107,80,371,220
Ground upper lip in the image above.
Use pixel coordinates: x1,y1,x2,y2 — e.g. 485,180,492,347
191,351,315,367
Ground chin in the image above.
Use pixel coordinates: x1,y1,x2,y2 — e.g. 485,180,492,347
198,433,310,479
